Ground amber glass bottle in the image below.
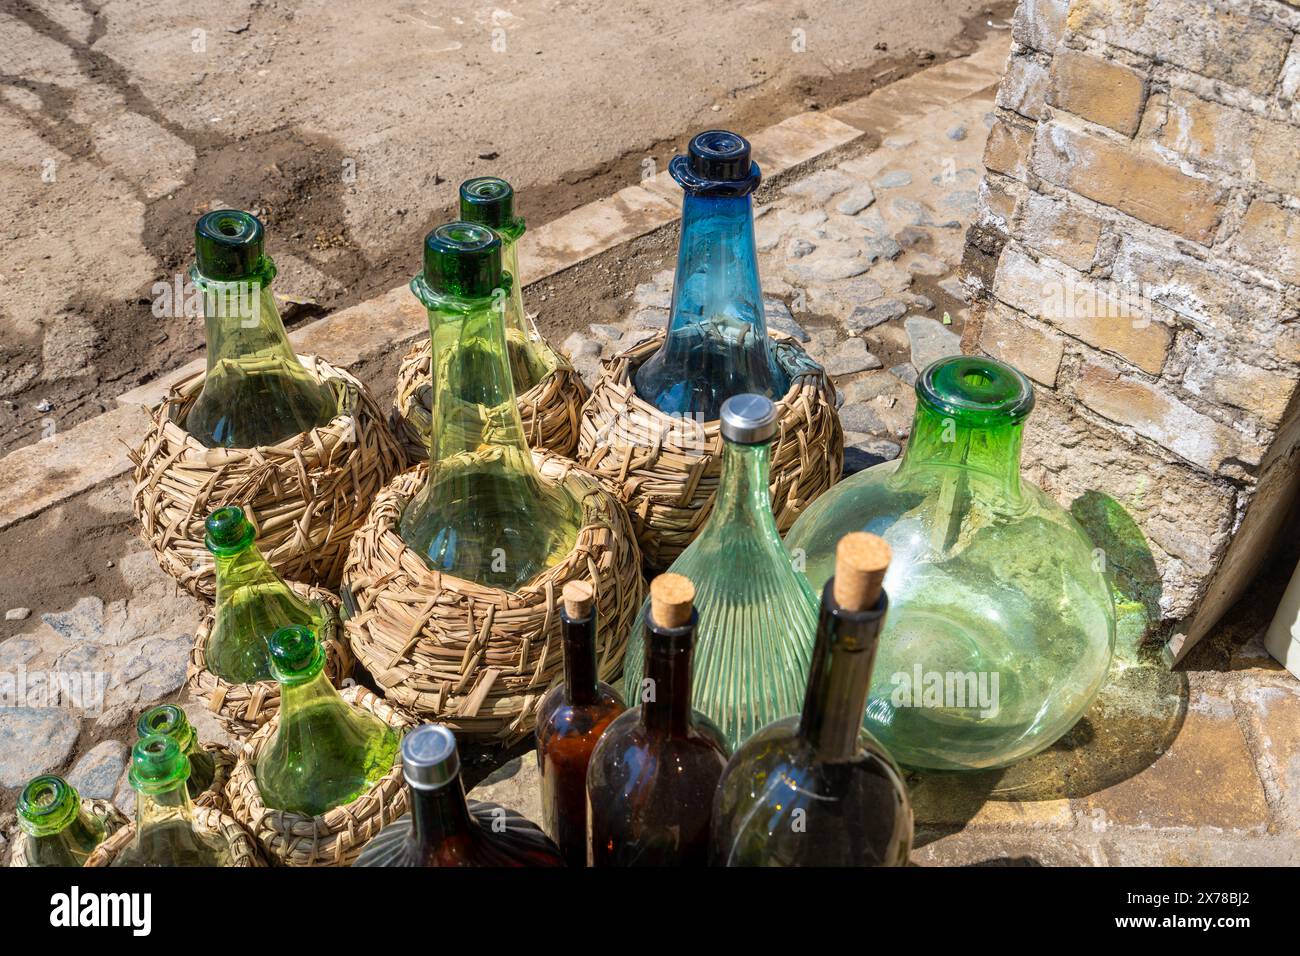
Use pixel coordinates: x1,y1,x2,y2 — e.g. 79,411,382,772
535,580,626,866
586,574,730,866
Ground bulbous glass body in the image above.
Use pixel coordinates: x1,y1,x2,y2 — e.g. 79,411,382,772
204,506,330,684
184,210,337,448
623,423,817,751
784,357,1115,771
16,775,109,867
254,626,401,816
633,131,789,419
399,222,582,591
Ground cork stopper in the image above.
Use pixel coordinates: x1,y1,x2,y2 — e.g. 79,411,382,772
832,533,891,611
649,573,695,628
562,580,595,620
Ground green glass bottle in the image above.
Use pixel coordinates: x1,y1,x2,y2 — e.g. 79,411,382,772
459,177,556,392
399,222,583,590
112,736,235,866
137,705,216,801
204,505,331,684
16,775,110,866
711,533,912,866
784,356,1116,770
622,394,818,751
255,625,401,816
184,209,338,448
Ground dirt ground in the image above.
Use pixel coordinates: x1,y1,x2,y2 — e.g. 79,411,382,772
0,0,1010,456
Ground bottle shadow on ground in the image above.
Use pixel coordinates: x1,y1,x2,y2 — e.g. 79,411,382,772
908,491,1190,842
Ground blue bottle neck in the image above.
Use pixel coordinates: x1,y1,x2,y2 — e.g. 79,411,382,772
666,192,768,339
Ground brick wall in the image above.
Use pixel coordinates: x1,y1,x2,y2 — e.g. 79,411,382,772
962,0,1300,661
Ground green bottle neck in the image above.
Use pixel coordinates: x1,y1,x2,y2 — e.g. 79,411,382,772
191,260,303,376
895,399,1026,505
134,776,198,840
416,279,541,484
18,776,85,838
702,438,779,542
500,242,528,340
213,540,311,612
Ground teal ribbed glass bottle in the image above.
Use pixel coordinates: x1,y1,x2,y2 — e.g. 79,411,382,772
623,394,817,751
184,210,338,448
784,356,1116,770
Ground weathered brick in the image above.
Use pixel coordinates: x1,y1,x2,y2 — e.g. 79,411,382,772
977,174,1025,234
914,830,1102,866
1073,361,1265,472
994,245,1172,374
1233,200,1300,286
983,115,1034,181
1016,189,1102,271
910,772,1074,827
1183,339,1296,427
1151,90,1300,196
1012,0,1069,53
1282,34,1300,104
1034,120,1225,243
1240,683,1300,830
996,53,1050,120
979,302,1065,386
1082,689,1271,831
1067,0,1293,96
1050,50,1146,136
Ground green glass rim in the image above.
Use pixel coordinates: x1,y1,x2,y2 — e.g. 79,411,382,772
267,624,326,684
17,775,80,836
136,703,190,743
193,209,277,284
915,356,1035,427
205,506,256,555
459,177,525,242
129,734,191,794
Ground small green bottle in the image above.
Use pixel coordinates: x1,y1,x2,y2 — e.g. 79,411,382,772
255,625,401,816
204,505,330,684
137,705,216,800
112,736,235,866
459,177,556,392
16,775,110,866
184,209,338,448
399,222,583,590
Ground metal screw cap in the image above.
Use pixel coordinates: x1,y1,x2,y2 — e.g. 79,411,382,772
720,393,778,444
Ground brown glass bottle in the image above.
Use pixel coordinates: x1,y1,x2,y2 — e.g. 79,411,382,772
586,574,730,866
535,581,626,866
354,724,564,867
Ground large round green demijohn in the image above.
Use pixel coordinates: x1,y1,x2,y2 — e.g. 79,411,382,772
783,356,1115,770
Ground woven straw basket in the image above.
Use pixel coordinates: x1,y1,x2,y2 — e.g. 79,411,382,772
129,355,404,599
85,805,264,867
187,583,353,739
225,685,415,866
577,330,843,570
194,742,237,811
392,338,590,462
9,799,129,867
342,452,644,743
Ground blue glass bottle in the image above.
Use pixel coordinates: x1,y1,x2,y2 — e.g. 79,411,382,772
633,131,790,420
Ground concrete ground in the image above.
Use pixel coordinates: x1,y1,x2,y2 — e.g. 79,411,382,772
0,0,1003,455
1,24,1296,866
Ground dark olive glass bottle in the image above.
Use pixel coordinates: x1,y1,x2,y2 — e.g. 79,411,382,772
586,574,730,867
535,580,626,866
137,705,216,802
16,775,110,866
711,533,913,866
354,724,564,867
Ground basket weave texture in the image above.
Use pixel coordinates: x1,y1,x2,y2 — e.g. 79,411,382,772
84,805,264,867
195,742,237,811
392,338,590,462
342,451,644,743
576,330,843,570
224,685,416,867
129,355,404,599
8,799,129,867
186,582,353,739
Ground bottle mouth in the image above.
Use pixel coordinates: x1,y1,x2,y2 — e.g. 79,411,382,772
205,506,256,555
670,129,761,197
459,177,524,241
129,735,191,794
267,624,325,682
194,209,269,281
17,775,78,835
137,704,187,742
418,221,505,301
401,724,461,790
915,356,1035,427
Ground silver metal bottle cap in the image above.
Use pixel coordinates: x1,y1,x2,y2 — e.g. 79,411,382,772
401,724,461,790
720,393,778,444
